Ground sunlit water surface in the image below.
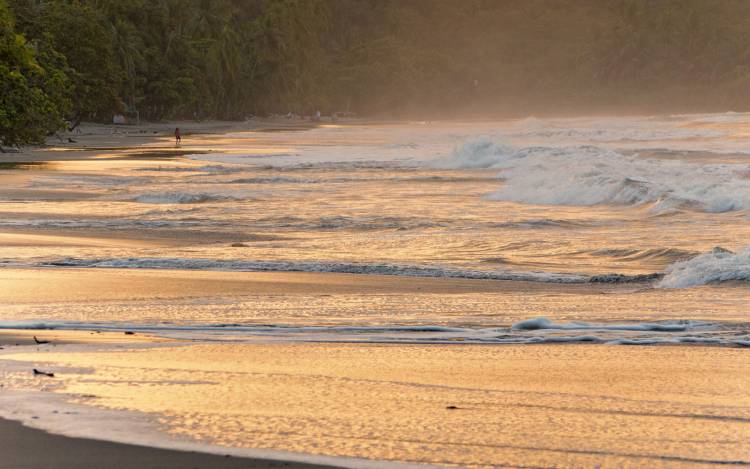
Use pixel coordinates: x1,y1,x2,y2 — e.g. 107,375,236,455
1,114,749,467
1,114,749,342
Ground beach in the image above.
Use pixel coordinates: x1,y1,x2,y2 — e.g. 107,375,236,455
1,332,748,468
0,416,331,469
1,115,749,467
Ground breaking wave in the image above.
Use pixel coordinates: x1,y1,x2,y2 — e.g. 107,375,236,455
28,247,750,288
437,137,750,212
40,257,586,283
659,247,750,288
588,273,663,283
14,237,749,288
132,192,240,204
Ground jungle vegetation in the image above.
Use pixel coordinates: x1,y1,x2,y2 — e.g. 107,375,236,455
3,0,750,144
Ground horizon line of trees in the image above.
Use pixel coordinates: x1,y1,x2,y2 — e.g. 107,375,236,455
4,0,750,145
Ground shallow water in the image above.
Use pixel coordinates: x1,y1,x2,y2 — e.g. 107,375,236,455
1,114,749,344
1,114,749,467
4,115,750,280
1,280,749,346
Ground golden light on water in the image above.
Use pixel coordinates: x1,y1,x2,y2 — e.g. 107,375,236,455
3,343,748,467
1,115,750,467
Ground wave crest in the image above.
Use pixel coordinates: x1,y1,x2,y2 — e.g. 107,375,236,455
41,257,586,283
659,247,750,288
437,137,750,212
133,192,239,204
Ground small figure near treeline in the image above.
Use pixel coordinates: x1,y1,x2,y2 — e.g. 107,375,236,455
175,127,181,144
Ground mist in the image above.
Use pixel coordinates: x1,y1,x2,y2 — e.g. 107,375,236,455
6,0,750,128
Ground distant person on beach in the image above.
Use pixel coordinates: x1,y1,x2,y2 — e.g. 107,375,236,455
175,127,181,144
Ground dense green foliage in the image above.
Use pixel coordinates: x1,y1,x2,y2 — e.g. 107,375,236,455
4,0,750,144
0,0,70,146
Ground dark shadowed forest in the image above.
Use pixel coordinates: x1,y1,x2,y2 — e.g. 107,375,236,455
3,0,750,144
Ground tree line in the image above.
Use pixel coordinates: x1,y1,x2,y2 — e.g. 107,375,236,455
3,0,750,145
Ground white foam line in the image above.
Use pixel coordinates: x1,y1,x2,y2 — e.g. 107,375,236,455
1,319,746,347
435,137,750,213
659,247,750,288
511,317,711,332
38,257,588,284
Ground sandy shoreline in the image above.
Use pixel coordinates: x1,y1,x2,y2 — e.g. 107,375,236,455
0,117,370,165
0,119,376,469
1,339,747,467
1,119,310,162
0,329,165,347
2,118,748,467
0,266,619,305
0,417,331,469
0,331,398,469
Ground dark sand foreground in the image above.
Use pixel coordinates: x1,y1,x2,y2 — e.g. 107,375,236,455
0,418,330,469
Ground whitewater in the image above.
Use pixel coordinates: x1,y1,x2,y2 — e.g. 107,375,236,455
1,113,749,469
1,113,749,347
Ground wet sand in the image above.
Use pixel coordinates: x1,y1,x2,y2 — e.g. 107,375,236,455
0,329,168,347
0,266,618,304
0,124,357,468
0,417,330,469
1,342,748,468
2,118,748,468
0,330,336,468
0,118,337,165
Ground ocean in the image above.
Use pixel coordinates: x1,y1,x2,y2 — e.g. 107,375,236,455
1,114,749,345
0,114,748,467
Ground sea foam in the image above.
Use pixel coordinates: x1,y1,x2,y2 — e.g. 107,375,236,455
42,257,586,283
511,317,700,332
132,192,239,204
437,137,750,212
659,247,750,288
2,318,744,347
